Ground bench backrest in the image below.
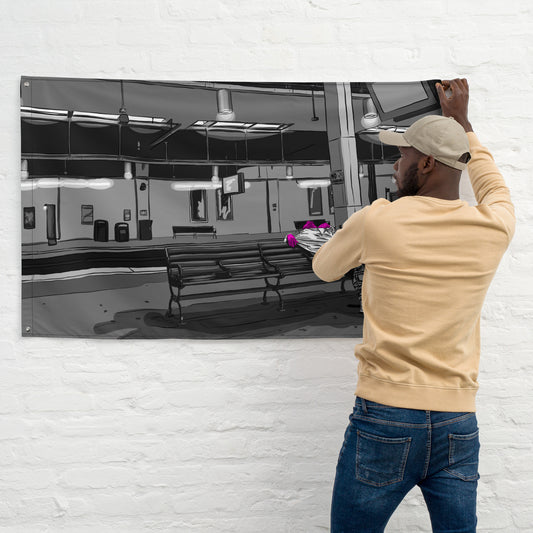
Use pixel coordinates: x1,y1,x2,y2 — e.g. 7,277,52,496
167,242,262,263
166,242,268,283
258,242,311,262
172,225,215,233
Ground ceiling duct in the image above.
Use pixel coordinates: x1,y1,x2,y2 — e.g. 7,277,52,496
216,89,236,122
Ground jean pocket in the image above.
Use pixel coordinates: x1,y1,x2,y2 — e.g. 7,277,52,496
356,430,411,487
445,429,480,482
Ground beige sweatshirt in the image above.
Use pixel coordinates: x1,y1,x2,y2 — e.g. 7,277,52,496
312,132,515,412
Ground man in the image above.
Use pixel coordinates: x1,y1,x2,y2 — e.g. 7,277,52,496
312,79,515,532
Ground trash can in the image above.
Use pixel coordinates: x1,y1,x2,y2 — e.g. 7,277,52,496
93,219,109,242
114,222,129,242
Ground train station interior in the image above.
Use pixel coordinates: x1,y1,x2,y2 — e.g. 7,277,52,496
21,78,442,338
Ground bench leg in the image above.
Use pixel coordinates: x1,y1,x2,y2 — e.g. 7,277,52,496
175,295,184,324
166,297,173,318
277,291,285,312
166,290,184,324
262,289,284,311
264,278,285,312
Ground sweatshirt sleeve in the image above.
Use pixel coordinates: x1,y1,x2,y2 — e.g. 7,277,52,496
312,206,370,282
466,132,515,240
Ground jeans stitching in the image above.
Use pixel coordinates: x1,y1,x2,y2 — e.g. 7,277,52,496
443,467,480,482
353,412,476,429
356,430,412,487
353,414,427,429
447,430,480,482
422,417,431,480
357,429,412,444
432,413,476,428
449,430,479,463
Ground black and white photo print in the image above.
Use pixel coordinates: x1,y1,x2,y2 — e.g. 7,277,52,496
21,77,443,339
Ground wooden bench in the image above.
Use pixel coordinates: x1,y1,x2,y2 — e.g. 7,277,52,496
164,240,360,324
172,225,217,239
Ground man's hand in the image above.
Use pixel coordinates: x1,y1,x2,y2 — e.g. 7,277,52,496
436,78,473,133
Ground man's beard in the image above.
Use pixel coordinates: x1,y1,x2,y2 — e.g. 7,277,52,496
397,163,420,197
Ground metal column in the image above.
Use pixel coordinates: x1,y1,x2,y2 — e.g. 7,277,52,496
323,83,362,226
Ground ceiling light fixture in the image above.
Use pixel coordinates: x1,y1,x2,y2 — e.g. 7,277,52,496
286,165,294,179
35,177,62,188
188,119,292,136
20,178,114,191
20,107,68,123
124,162,133,180
21,107,168,127
74,112,167,124
87,178,114,190
21,159,29,179
21,180,37,191
60,178,91,189
361,97,381,129
188,88,293,140
171,181,222,191
170,179,251,192
211,165,220,184
296,179,331,189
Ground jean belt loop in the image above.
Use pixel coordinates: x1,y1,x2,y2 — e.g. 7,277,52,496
361,397,368,414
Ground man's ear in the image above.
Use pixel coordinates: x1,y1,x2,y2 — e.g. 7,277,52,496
420,155,436,174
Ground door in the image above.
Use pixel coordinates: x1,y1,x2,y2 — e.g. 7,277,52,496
45,204,57,246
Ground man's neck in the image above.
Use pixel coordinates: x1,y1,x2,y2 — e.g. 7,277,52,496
417,171,461,200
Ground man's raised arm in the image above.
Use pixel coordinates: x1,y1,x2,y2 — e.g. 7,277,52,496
436,78,515,239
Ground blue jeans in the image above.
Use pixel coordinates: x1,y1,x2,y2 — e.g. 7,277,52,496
331,397,480,533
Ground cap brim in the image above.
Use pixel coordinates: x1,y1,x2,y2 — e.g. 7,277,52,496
378,130,412,147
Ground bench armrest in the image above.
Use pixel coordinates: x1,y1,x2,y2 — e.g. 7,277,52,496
257,253,281,274
217,259,231,275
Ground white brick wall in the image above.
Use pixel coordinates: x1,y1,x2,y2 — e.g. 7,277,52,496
1,0,532,530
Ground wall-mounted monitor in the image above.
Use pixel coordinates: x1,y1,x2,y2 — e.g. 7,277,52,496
366,79,441,123
222,172,245,195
